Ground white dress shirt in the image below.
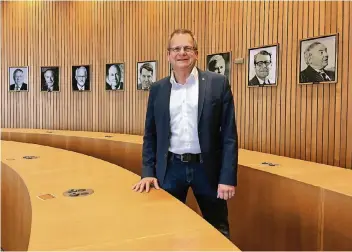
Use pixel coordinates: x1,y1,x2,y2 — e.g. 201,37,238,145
168,67,201,154
77,84,85,91
256,75,272,85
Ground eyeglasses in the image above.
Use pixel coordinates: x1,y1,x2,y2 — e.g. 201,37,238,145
168,46,197,53
255,61,272,67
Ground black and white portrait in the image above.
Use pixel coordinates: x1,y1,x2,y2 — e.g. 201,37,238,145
72,65,90,91
137,61,157,91
299,34,338,84
41,67,60,92
106,63,124,91
206,52,231,81
9,66,29,92
248,45,278,87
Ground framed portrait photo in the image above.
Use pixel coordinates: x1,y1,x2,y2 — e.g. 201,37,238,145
8,66,29,92
248,44,279,87
105,63,124,91
299,34,338,84
137,60,157,91
41,67,60,92
206,52,231,82
72,65,90,91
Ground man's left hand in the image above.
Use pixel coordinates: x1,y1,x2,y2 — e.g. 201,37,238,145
217,184,236,200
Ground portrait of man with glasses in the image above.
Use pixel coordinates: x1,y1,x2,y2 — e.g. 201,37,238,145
248,45,278,87
72,65,90,91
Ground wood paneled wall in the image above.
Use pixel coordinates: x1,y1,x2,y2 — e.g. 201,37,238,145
1,1,351,169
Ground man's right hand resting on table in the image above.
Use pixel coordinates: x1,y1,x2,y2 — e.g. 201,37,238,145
132,177,160,193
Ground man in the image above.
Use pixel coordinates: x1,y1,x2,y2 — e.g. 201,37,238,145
73,66,90,91
137,62,154,90
132,29,238,239
248,50,274,86
41,69,59,92
208,54,226,75
9,69,28,91
300,41,335,83
106,64,124,90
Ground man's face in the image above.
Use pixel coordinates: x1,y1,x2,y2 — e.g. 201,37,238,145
44,70,55,87
168,33,198,71
140,68,153,88
309,44,328,69
75,68,87,86
108,65,120,86
212,58,225,75
14,71,24,85
254,54,272,79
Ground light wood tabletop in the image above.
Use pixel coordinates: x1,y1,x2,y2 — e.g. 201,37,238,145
1,140,239,251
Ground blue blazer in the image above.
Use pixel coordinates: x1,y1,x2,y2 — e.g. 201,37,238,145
142,69,238,188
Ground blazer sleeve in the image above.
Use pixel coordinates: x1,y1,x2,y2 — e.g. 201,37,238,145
141,84,157,178
219,77,238,186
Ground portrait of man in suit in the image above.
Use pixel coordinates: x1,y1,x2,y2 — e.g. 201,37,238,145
132,29,238,239
72,65,90,91
299,34,338,84
9,67,29,91
106,63,124,91
248,45,278,87
41,67,60,92
206,52,231,82
137,61,156,91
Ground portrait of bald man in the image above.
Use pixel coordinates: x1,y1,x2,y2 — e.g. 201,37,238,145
9,67,29,92
72,65,90,91
41,67,60,92
206,52,231,82
105,63,124,91
299,34,338,84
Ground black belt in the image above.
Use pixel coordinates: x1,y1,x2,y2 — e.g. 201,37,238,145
168,152,203,163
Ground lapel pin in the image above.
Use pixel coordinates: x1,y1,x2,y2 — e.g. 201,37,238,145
202,78,205,81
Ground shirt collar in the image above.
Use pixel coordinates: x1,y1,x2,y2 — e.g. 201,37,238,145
170,66,198,86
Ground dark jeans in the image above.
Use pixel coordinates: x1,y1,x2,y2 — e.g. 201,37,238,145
162,153,230,239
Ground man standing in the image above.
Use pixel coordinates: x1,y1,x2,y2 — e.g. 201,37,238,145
300,41,335,83
248,50,273,86
132,29,238,239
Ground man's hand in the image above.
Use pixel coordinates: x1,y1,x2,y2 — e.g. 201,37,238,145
132,177,160,193
217,184,236,200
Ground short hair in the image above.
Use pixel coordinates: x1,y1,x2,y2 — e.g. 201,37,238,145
139,62,153,75
13,69,24,79
208,54,225,71
304,41,324,64
254,50,272,64
106,64,121,78
168,29,198,50
75,66,87,76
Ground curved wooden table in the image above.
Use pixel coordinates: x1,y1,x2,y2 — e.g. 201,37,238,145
2,128,352,251
1,140,239,251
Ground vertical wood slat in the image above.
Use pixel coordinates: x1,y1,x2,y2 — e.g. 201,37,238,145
1,1,351,169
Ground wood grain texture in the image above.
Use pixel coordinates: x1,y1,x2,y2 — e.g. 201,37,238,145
1,1,351,169
2,129,352,251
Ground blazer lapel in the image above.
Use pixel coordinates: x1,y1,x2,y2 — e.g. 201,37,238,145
198,69,207,123
158,78,172,123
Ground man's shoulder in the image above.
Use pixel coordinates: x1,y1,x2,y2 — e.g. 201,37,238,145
151,76,171,89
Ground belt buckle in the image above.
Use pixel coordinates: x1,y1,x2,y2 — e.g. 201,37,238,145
181,154,190,162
